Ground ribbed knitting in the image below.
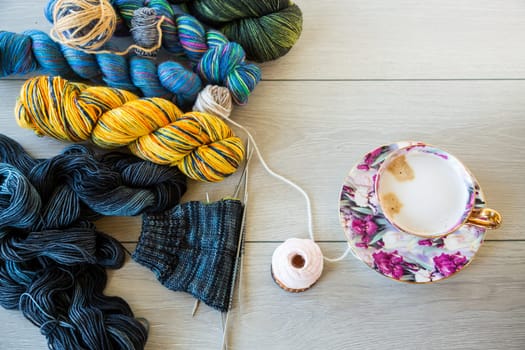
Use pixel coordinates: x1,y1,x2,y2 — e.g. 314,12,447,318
133,199,244,312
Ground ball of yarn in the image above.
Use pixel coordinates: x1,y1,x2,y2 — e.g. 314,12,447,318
186,0,303,62
50,0,117,51
15,76,245,182
193,85,233,119
130,7,161,56
271,238,324,292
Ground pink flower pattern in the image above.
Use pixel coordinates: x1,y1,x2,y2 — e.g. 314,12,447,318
433,253,468,277
357,147,383,171
351,215,378,247
372,250,406,280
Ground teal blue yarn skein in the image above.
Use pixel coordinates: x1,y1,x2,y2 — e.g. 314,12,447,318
0,30,201,108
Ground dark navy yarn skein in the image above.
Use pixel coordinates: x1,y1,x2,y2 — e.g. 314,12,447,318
0,134,188,349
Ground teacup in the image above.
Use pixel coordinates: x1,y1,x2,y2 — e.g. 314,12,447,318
375,144,501,238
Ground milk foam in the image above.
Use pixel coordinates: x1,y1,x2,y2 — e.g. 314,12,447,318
378,151,469,236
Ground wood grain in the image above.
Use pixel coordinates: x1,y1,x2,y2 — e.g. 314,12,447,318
3,1,525,79
0,0,524,349
1,80,522,241
1,242,524,350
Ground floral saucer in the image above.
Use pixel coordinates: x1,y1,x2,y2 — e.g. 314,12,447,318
339,142,487,283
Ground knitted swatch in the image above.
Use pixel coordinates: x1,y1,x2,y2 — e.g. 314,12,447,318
133,199,244,312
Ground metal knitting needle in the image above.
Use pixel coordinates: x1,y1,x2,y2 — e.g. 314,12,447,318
220,140,253,350
191,191,212,317
232,138,251,200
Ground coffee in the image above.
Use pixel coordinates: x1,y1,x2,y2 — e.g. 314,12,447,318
377,148,470,237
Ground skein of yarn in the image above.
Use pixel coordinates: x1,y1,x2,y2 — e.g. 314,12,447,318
0,29,258,106
15,76,245,182
0,133,187,228
0,30,199,107
45,0,262,104
176,0,304,62
0,135,189,349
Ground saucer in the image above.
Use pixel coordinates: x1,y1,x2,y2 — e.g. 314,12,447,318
338,142,487,283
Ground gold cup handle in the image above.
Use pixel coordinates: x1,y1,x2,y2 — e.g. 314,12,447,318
467,208,502,229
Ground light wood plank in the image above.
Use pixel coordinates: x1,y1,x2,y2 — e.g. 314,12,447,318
3,1,525,79
0,79,523,241
1,242,523,349
0,81,525,241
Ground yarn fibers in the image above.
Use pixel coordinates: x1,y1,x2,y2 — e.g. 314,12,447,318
0,134,188,349
44,0,262,104
0,28,259,106
178,0,304,62
50,0,166,56
15,75,245,182
50,0,118,51
0,30,200,107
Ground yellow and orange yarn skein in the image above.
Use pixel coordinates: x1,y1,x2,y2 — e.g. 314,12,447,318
15,76,245,182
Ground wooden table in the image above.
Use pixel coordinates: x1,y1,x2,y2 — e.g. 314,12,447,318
1,1,524,349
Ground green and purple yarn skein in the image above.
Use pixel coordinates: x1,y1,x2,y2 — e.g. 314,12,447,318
173,0,303,62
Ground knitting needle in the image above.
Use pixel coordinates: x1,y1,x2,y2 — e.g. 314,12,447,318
191,299,200,317
232,138,251,200
220,140,253,350
191,191,212,317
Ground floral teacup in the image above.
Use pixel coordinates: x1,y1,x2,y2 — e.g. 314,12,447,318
339,142,500,283
375,144,501,238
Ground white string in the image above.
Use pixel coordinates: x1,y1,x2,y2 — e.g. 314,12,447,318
225,117,351,262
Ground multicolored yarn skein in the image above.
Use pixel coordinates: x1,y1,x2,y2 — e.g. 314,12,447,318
174,0,304,62
0,29,258,106
44,0,262,104
15,75,245,182
0,134,188,349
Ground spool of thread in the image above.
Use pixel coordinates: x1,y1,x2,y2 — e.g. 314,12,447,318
181,0,304,62
271,238,324,292
193,85,233,119
15,76,245,182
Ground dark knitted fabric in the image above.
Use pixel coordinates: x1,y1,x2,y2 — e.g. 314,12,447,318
132,199,244,312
